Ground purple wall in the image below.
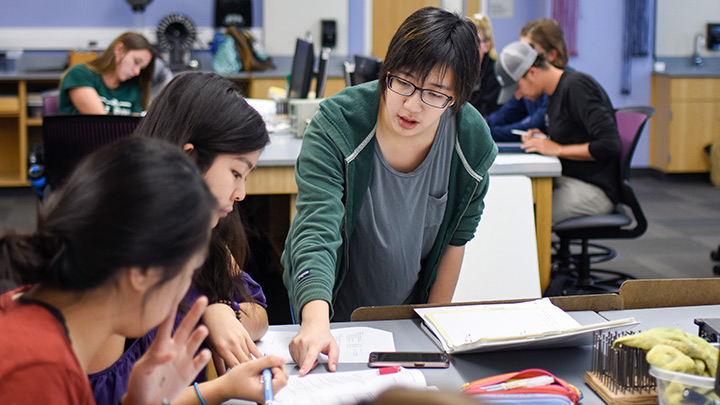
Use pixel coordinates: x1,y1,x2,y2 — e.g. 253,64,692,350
487,0,654,167
490,0,549,51
348,0,365,56
0,0,261,28
566,1,654,167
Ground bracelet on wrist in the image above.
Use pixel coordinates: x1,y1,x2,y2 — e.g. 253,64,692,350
217,299,242,321
194,382,207,405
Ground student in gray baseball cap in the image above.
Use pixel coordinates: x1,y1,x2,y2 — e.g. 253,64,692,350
495,41,538,104
495,41,622,226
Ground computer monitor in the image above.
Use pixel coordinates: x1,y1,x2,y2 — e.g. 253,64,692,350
315,47,331,99
289,38,315,99
352,55,382,85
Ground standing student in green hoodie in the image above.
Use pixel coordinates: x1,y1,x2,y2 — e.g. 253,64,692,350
281,6,498,375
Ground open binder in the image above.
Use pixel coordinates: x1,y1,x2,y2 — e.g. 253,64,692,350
415,298,637,354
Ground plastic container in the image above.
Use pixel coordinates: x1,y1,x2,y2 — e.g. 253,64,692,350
0,49,23,72
649,365,718,404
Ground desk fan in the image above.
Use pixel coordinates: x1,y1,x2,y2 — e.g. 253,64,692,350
156,13,197,72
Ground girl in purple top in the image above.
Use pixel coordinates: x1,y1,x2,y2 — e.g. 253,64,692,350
89,72,276,405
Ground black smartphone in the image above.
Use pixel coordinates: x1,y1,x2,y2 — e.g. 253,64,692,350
368,351,450,368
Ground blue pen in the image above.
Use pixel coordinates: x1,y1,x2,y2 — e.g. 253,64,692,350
263,366,274,405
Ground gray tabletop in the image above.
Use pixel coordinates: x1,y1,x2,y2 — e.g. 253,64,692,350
653,57,720,77
228,304,720,404
227,311,609,404
260,132,562,178
600,304,720,333
0,51,346,80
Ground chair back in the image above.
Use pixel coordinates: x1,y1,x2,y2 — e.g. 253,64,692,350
42,115,141,191
42,91,60,116
554,106,655,240
611,106,656,238
615,106,656,181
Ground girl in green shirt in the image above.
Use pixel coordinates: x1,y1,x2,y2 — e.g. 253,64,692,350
59,32,155,115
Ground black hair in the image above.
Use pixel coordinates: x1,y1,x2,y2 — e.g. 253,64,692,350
133,71,270,303
379,7,480,114
134,72,269,173
0,137,215,295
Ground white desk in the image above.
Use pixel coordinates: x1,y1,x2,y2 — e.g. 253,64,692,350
247,133,562,292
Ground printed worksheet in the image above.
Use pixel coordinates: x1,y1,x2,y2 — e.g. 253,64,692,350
273,368,428,405
256,326,396,364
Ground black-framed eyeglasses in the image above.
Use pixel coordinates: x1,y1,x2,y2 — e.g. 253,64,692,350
386,73,454,109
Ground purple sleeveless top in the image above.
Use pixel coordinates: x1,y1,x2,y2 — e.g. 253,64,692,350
89,272,266,405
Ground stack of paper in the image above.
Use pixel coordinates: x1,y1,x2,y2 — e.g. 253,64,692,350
273,368,428,405
415,298,637,353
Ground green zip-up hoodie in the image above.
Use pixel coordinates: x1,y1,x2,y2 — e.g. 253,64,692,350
281,81,498,321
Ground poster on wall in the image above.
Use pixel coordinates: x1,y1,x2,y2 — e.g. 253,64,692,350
489,0,514,18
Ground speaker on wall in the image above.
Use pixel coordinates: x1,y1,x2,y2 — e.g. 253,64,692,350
321,19,337,49
215,0,253,28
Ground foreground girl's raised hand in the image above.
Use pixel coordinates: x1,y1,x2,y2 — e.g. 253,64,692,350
123,297,212,405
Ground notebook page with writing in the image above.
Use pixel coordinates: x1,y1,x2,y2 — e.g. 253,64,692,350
417,298,581,348
415,298,637,353
273,368,428,405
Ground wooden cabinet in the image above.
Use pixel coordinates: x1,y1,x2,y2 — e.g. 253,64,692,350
650,75,720,173
371,0,441,58
0,79,59,187
247,77,345,100
0,80,28,186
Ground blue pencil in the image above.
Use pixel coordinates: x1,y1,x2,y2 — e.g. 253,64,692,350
263,367,274,405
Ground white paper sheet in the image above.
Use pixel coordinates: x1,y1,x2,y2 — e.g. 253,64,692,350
273,368,428,405
256,326,396,364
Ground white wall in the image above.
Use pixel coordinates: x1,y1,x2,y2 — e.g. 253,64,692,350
263,0,348,56
656,0,720,58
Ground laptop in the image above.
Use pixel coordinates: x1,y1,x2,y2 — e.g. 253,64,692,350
496,142,524,153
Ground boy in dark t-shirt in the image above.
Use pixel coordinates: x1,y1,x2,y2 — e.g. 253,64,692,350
494,41,621,225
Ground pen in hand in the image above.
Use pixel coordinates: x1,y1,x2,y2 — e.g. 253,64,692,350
263,366,274,405
511,129,548,139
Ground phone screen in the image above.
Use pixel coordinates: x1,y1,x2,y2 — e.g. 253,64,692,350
368,352,450,368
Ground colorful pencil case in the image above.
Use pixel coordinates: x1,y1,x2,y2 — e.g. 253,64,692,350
461,368,582,404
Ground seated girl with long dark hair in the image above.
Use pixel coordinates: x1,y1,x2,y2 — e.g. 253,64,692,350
0,137,287,404
89,72,281,404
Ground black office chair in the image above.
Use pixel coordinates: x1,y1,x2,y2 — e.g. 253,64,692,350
41,114,142,196
546,106,656,296
343,54,382,87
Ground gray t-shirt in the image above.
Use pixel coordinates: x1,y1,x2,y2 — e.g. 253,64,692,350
333,110,456,321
